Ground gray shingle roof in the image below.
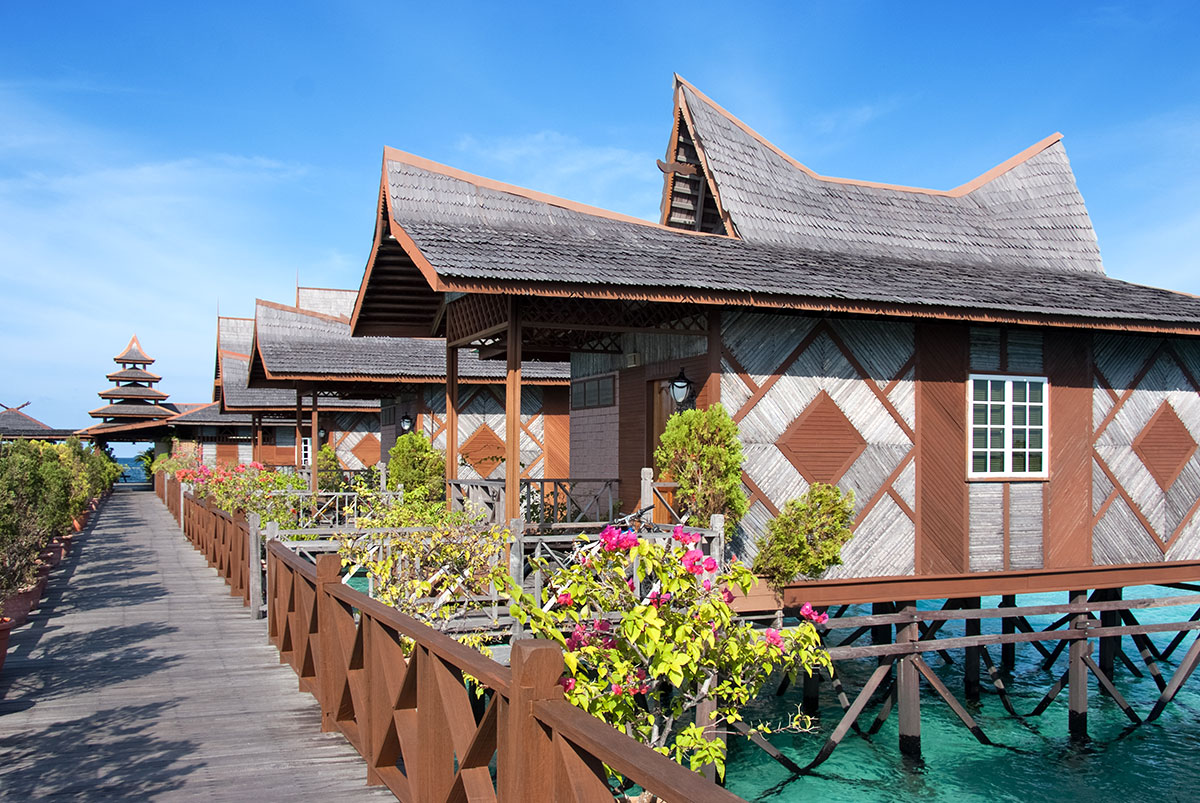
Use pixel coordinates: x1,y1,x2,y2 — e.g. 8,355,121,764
257,301,569,380
0,407,75,439
220,353,377,410
168,402,255,425
380,156,1200,328
218,317,254,356
297,287,357,319
677,83,1102,274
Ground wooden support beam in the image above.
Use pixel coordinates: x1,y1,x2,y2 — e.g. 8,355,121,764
310,387,319,493
964,596,981,703
1000,594,1016,673
445,344,459,499
802,670,821,718
504,299,522,523
294,390,303,468
895,602,921,758
1148,632,1200,721
1068,589,1088,742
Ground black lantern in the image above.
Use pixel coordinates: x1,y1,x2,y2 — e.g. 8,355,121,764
399,414,414,434
318,428,327,440
669,368,693,405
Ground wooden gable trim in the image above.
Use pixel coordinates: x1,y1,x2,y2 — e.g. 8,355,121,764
673,84,735,236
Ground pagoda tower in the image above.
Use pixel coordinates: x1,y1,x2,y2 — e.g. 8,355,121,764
89,335,173,425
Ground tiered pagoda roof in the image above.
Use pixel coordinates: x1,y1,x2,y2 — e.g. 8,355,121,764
90,335,173,423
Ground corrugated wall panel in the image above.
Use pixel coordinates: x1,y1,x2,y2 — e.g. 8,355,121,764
1009,483,1044,569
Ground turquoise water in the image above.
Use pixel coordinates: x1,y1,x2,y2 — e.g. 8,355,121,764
115,457,147,482
726,587,1200,802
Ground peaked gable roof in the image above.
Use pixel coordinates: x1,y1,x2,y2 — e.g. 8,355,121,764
666,76,1102,274
297,287,357,320
114,334,154,365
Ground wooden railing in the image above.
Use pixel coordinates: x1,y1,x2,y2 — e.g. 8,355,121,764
266,544,742,802
449,478,621,526
182,493,261,617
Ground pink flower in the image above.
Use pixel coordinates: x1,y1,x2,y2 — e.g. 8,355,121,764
721,588,735,604
681,549,705,575
672,524,684,541
764,628,784,649
558,676,576,692
249,461,265,470
600,525,640,552
799,602,830,625
612,684,623,696
702,557,717,573
702,579,712,591
556,592,573,607
627,577,636,591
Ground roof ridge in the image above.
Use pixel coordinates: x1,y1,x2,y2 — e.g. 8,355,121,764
382,146,731,238
673,74,1063,198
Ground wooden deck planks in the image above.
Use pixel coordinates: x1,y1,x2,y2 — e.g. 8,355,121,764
0,488,392,801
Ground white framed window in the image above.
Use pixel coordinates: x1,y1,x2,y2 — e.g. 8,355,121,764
968,375,1048,480
301,437,312,467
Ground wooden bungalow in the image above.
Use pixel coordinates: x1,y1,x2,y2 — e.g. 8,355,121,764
346,74,1200,605
0,403,81,442
245,288,572,486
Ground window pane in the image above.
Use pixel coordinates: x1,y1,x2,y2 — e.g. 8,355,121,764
990,453,1005,472
1029,407,1043,426
585,381,598,407
1014,382,1027,403
1030,429,1043,449
1012,429,1027,449
973,452,988,473
599,378,614,406
973,379,988,401
973,429,987,449
1030,383,1043,403
1013,452,1026,472
990,429,1004,449
973,404,988,425
1029,453,1043,472
991,405,1005,425
1013,406,1026,426
991,380,1005,401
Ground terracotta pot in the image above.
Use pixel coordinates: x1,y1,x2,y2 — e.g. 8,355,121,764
39,544,63,569
2,583,41,627
0,617,13,677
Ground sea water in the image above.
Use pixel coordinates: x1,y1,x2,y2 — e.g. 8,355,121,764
726,587,1200,802
114,456,147,482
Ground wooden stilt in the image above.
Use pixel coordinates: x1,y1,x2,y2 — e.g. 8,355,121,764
1160,605,1200,661
802,670,821,718
445,344,459,501
1148,632,1200,721
1068,589,1089,742
800,661,894,773
964,596,981,703
895,602,921,759
1099,588,1120,687
1082,654,1140,725
1000,594,1016,673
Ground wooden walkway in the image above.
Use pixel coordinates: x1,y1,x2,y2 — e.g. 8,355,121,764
0,488,392,801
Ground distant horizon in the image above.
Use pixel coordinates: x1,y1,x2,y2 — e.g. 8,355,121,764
4,2,1199,449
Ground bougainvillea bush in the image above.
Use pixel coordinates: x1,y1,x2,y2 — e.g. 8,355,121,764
170,460,309,525
508,524,831,780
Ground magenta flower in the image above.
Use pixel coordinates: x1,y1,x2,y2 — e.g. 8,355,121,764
799,602,830,625
764,628,784,648
556,592,573,607
702,557,717,573
721,588,735,604
702,579,713,591
558,676,576,692
672,524,685,541
612,684,624,696
681,549,705,575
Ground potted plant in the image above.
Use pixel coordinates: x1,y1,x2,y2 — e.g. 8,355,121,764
0,616,13,676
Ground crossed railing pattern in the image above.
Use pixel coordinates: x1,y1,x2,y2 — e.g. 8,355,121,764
267,490,403,528
265,544,742,802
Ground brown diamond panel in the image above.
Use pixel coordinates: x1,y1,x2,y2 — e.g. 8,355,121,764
350,434,381,468
776,390,867,485
1133,401,1197,491
460,424,506,478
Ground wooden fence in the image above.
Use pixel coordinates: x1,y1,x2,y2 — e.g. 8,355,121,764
162,475,743,801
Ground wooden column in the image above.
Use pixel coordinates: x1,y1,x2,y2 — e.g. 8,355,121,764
294,389,303,468
964,596,981,703
253,414,263,463
896,602,921,758
445,343,459,498
310,387,319,493
1068,589,1089,741
504,300,522,522
1000,594,1017,674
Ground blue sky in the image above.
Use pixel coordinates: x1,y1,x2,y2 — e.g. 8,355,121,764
2,1,1199,448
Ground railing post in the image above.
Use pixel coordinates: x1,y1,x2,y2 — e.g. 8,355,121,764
249,513,264,620
376,461,386,492
498,640,563,802
709,513,725,562
178,480,185,529
315,553,341,733
265,521,279,644
509,517,525,639
639,467,653,525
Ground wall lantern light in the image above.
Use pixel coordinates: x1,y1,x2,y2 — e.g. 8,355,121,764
399,414,414,434
318,428,328,440
669,368,693,405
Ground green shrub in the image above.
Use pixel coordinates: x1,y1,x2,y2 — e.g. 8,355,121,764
652,403,747,537
386,433,445,504
316,443,343,491
753,483,855,595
